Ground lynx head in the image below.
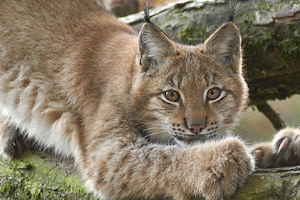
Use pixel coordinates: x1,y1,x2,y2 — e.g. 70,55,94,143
131,5,248,145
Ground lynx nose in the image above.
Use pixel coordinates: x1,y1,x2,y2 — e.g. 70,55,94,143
188,124,205,134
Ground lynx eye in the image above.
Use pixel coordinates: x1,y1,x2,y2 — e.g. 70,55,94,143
164,90,181,102
207,87,222,101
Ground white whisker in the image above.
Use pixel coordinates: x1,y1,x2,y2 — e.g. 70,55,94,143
167,136,176,145
234,124,251,132
142,131,170,140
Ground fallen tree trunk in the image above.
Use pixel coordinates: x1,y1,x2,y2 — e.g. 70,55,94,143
1,0,300,199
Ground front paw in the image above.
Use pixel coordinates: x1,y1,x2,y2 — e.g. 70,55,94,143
200,137,255,199
0,120,25,159
252,127,300,168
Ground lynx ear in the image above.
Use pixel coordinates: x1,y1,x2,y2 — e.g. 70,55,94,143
202,22,242,74
138,22,177,71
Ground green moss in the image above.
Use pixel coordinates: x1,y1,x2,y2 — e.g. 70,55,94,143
0,151,97,200
238,14,300,103
251,187,282,200
178,25,207,45
280,23,300,59
233,173,293,200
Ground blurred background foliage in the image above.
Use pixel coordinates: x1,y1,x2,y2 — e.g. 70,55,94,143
236,95,300,142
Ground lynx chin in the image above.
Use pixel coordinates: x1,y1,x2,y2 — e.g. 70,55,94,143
0,0,299,199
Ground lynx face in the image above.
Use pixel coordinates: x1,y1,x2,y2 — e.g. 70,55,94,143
131,21,248,145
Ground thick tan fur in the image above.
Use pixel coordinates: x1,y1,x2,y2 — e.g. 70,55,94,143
4,0,296,199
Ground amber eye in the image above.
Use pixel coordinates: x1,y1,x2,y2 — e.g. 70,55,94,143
207,87,222,101
164,90,181,102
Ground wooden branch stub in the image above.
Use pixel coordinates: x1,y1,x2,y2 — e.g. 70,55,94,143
256,101,287,130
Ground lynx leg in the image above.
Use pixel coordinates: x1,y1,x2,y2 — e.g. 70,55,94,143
0,119,26,159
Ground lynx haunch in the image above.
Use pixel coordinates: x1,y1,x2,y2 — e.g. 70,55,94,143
0,0,299,199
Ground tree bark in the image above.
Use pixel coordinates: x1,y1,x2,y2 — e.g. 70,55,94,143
232,166,300,200
1,0,300,199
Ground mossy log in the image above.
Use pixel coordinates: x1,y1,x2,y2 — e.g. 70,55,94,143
1,0,300,199
0,151,96,200
232,167,300,200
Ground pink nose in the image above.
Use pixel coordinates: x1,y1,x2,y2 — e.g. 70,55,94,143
189,124,205,134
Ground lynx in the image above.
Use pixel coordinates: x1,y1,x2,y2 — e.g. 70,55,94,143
0,0,299,199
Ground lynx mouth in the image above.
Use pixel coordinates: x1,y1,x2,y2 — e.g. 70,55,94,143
174,131,221,142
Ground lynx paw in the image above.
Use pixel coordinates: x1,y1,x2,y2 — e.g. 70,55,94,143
200,137,255,199
252,127,300,168
0,120,25,159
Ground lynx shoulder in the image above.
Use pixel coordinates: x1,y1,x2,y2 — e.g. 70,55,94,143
0,0,254,199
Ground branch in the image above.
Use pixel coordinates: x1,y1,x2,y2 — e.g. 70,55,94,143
256,101,287,130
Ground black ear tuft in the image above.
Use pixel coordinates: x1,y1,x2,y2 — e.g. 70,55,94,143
226,2,239,23
143,1,151,22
